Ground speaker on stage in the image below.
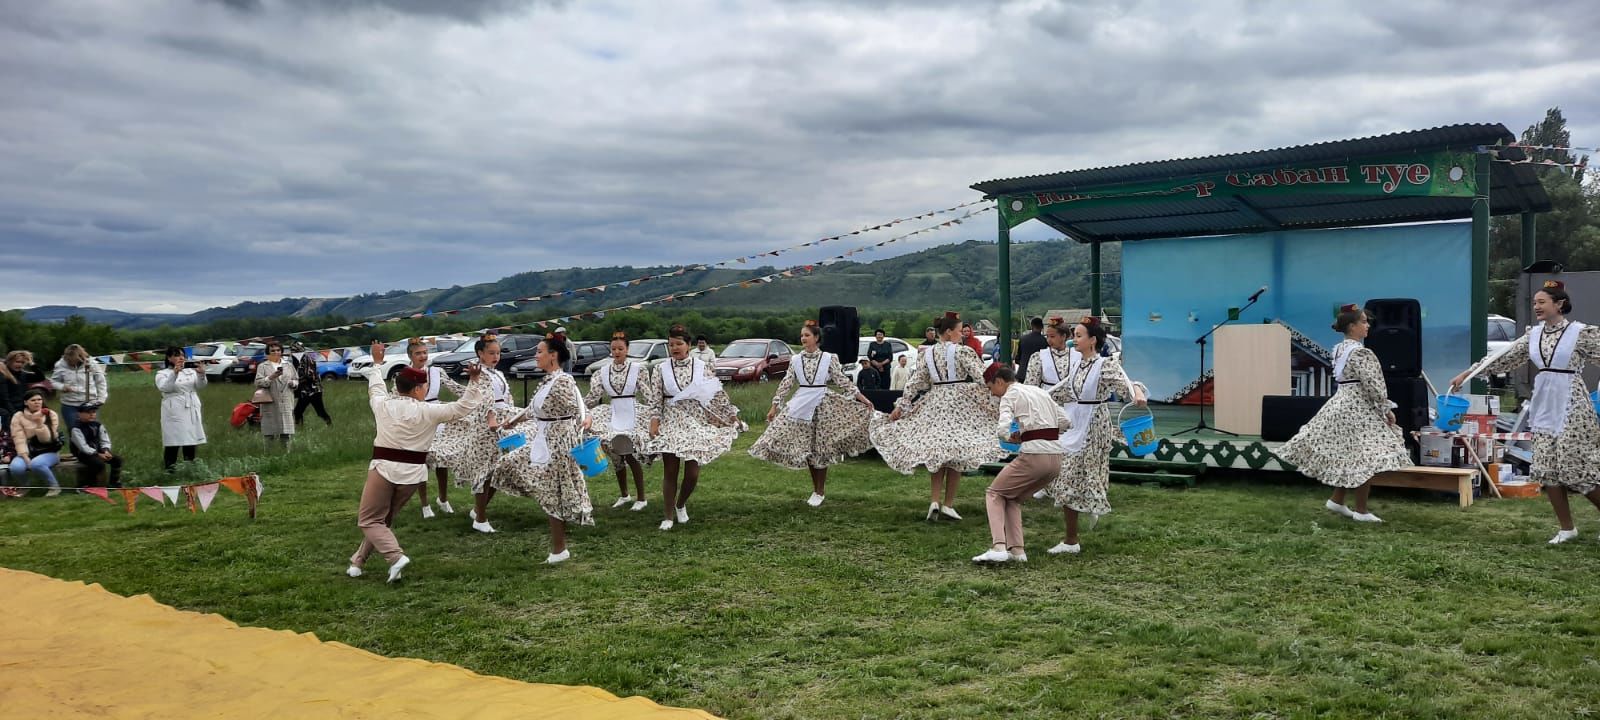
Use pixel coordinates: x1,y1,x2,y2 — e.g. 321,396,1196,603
861,388,901,414
1260,395,1329,441
819,305,860,365
1386,375,1428,461
1364,298,1422,378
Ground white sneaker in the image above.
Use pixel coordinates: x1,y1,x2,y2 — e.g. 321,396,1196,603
630,500,649,512
1047,542,1081,555
1351,512,1383,523
658,519,675,531
1325,500,1355,518
345,565,362,578
612,495,633,509
675,506,689,524
472,520,496,534
806,493,825,507
1549,528,1579,545
1032,489,1049,500
468,508,479,523
939,505,963,522
1009,551,1028,563
437,500,454,514
421,505,435,520
44,488,61,498
386,555,410,583
972,548,1011,563
925,501,941,521
546,549,571,565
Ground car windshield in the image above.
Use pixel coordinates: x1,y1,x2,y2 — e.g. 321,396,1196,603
627,341,653,358
721,342,769,359
1488,319,1515,342
434,339,464,353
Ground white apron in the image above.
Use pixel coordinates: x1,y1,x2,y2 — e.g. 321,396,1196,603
423,366,443,402
1052,356,1106,454
662,358,723,408
1529,322,1585,435
783,353,833,422
600,361,643,431
923,343,960,384
522,376,564,467
1332,342,1356,384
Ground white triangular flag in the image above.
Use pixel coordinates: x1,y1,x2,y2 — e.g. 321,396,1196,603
161,486,182,505
196,483,220,512
253,478,265,498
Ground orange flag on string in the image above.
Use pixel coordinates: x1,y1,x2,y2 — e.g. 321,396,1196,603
218,477,247,496
119,488,139,514
184,485,198,513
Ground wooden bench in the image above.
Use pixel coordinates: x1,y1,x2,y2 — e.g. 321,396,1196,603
1371,466,1479,508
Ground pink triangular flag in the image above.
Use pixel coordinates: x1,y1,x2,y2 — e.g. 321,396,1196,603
139,487,166,505
83,487,114,504
195,483,220,512
161,486,182,505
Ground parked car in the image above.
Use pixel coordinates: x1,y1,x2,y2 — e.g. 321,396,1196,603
431,333,542,379
713,339,793,383
190,342,240,377
510,340,611,379
1487,314,1516,355
348,336,470,379
843,336,916,383
583,339,671,377
316,358,349,380
221,344,266,383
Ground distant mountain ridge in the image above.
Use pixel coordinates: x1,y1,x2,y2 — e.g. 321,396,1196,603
18,239,1122,329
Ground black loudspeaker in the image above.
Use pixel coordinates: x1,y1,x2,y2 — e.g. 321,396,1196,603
1386,376,1428,461
819,305,860,364
1364,298,1422,378
1260,395,1330,441
861,388,902,414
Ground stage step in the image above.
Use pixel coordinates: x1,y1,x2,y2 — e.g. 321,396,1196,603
1110,470,1198,488
1111,458,1207,475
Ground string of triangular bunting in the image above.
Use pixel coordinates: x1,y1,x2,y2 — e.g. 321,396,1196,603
61,474,263,516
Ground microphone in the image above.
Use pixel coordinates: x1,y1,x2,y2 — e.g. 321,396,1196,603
1248,285,1268,303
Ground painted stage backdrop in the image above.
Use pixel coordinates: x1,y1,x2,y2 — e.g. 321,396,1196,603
1121,222,1471,401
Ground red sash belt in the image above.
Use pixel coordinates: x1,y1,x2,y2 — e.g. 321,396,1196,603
372,446,429,464
1017,428,1060,442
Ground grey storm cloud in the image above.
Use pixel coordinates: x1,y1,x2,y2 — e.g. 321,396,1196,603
1,0,1598,313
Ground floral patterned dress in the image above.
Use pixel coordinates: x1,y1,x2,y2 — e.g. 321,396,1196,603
640,358,742,465
1045,355,1138,516
869,341,1002,474
584,360,654,465
1278,340,1413,488
491,372,593,525
1024,347,1080,391
1483,321,1600,494
254,360,298,437
428,369,513,493
749,350,873,470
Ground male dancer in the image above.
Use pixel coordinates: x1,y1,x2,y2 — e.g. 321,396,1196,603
972,363,1069,564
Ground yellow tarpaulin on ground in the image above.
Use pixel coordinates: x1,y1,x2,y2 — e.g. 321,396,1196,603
0,568,721,720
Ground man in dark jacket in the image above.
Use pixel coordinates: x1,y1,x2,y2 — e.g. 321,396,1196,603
1015,317,1048,383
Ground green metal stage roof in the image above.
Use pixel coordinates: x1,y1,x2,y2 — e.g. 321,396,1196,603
970,123,1553,243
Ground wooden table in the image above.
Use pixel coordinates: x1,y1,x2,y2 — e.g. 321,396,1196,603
1371,467,1480,508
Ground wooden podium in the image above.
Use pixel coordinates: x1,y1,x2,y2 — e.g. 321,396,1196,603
1214,324,1290,436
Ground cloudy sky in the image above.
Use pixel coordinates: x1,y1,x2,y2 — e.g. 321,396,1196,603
3,0,1597,314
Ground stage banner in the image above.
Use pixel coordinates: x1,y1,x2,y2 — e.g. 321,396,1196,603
999,150,1478,228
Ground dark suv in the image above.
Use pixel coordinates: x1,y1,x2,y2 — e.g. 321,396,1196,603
510,340,610,379
221,344,266,383
430,333,543,379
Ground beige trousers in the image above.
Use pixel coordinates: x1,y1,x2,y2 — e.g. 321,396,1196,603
984,452,1062,550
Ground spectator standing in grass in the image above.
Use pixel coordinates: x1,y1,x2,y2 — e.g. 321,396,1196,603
155,346,207,471
51,344,107,431
689,335,718,365
2,350,39,419
551,326,579,373
69,404,122,488
866,329,894,390
890,355,912,391
960,322,984,357
293,348,333,427
1015,317,1048,383
921,327,937,347
254,341,298,449
8,389,63,496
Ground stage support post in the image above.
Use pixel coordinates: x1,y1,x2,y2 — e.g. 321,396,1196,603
1090,240,1102,319
1520,211,1537,268
1470,153,1491,393
997,206,1013,364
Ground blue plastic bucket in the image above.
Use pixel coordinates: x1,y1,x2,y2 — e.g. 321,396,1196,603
999,420,1021,454
1118,405,1158,457
570,436,610,478
1435,393,1470,432
496,433,526,452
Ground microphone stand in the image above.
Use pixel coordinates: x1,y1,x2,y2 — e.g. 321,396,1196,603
1173,289,1266,436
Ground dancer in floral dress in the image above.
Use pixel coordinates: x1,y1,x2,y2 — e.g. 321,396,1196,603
1043,316,1146,555
749,320,875,507
493,338,593,564
1452,281,1600,544
1023,318,1082,500
640,325,742,531
405,339,465,519
1279,304,1411,523
586,331,652,513
869,312,1002,522
428,336,516,533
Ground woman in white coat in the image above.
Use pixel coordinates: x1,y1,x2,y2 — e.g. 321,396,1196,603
155,346,207,471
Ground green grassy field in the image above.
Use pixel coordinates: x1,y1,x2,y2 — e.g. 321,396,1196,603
2,374,1599,719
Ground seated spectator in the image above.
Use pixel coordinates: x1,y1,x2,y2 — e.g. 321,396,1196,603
70,404,123,488
1,350,38,418
9,389,63,497
0,425,20,497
